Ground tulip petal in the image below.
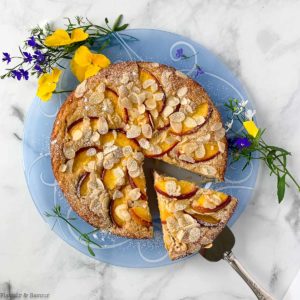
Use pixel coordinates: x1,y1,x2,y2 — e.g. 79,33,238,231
70,59,87,82
73,46,92,66
52,67,62,83
84,64,100,79
44,29,72,47
71,28,89,43
91,53,111,68
243,120,259,138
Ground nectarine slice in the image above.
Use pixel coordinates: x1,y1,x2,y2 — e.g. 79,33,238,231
129,175,147,200
172,103,211,135
192,192,231,213
155,179,198,199
110,193,128,227
101,130,140,151
77,172,90,197
158,200,173,224
72,147,98,173
105,88,128,123
102,161,126,191
194,142,220,162
68,117,98,138
191,213,220,227
139,68,165,113
129,207,152,227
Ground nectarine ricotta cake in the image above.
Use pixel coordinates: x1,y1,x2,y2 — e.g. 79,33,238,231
154,172,237,260
51,61,228,240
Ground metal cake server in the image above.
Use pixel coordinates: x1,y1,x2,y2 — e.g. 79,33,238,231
200,226,274,300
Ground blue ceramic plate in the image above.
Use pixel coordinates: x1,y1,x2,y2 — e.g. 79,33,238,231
23,29,259,268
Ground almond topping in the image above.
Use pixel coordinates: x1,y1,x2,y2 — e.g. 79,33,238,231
128,92,139,104
211,122,223,131
201,166,217,176
143,79,155,89
122,145,133,157
63,147,75,159
138,104,146,114
150,109,158,119
167,96,180,107
120,73,129,84
126,157,138,172
195,144,205,158
194,115,206,126
177,86,188,98
154,92,164,101
170,112,185,123
138,138,150,149
217,141,226,153
115,204,131,221
126,125,141,138
162,105,174,118
72,129,83,141
59,164,67,172
179,154,195,163
128,188,141,201
170,121,182,133
142,123,153,139
91,131,100,142
118,85,128,97
184,117,197,128
151,83,158,93
188,227,201,243
97,116,109,134
120,97,132,109
86,148,97,156
145,98,157,110
113,190,123,200
74,80,87,98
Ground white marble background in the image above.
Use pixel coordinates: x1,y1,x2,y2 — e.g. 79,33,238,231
1,0,300,299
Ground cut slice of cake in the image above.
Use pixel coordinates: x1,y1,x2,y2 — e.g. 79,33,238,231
154,172,237,260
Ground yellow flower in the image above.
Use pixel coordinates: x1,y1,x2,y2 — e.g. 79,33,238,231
243,120,259,138
70,46,110,82
37,68,62,101
44,28,88,47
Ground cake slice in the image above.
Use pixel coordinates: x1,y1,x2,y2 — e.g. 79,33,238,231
154,172,237,260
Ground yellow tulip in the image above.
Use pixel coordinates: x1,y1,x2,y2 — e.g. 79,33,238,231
37,68,62,101
45,28,88,47
70,46,110,82
243,120,259,138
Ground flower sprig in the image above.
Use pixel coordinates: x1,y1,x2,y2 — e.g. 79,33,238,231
225,98,300,203
45,205,101,256
1,15,128,100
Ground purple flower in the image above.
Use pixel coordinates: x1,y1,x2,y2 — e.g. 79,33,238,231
11,70,22,80
175,48,184,59
23,51,33,63
2,52,11,64
33,50,45,63
19,69,29,80
233,137,251,150
195,65,204,78
27,36,37,48
34,64,43,73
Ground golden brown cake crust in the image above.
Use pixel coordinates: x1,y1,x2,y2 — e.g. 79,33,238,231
51,61,228,240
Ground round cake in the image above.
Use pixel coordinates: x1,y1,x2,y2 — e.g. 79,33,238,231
51,61,228,239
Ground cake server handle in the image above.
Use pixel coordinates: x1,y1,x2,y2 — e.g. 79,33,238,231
223,251,275,300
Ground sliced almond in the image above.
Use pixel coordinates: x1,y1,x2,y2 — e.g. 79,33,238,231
145,98,157,110
201,166,217,176
211,122,223,131
217,141,226,153
126,157,138,172
72,129,83,141
133,151,144,162
115,204,131,221
142,123,153,139
138,104,146,114
167,96,180,107
150,109,158,119
177,86,188,98
86,148,97,156
154,92,164,101
194,115,206,126
184,117,197,128
143,79,155,89
195,143,205,158
126,125,141,139
128,92,139,104
120,97,132,109
97,116,109,135
162,105,174,118
197,134,211,143
122,146,133,157
118,85,128,98
128,168,141,178
91,131,100,142
181,142,198,154
96,82,106,93
179,154,195,163
120,73,129,84
170,112,185,123
59,164,67,173
215,128,226,141
128,188,141,201
151,83,158,93
188,227,201,243
170,121,182,133
63,146,75,159
113,190,124,200
138,138,150,149
74,80,87,98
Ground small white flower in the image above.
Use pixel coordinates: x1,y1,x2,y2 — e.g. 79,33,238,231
245,109,256,120
233,106,243,116
239,99,248,108
225,119,233,132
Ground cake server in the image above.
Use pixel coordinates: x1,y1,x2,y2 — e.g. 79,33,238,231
200,226,274,300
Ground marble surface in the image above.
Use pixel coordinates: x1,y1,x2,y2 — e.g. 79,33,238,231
0,0,300,299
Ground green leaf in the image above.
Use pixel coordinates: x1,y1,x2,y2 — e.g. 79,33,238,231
112,14,123,31
87,244,95,256
116,23,129,31
277,174,286,203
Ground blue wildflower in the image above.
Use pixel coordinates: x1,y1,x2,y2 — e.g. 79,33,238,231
19,69,29,80
28,36,37,48
233,137,251,150
175,48,184,59
11,70,22,80
34,64,43,73
23,51,33,63
33,50,45,63
195,65,204,78
2,52,11,64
